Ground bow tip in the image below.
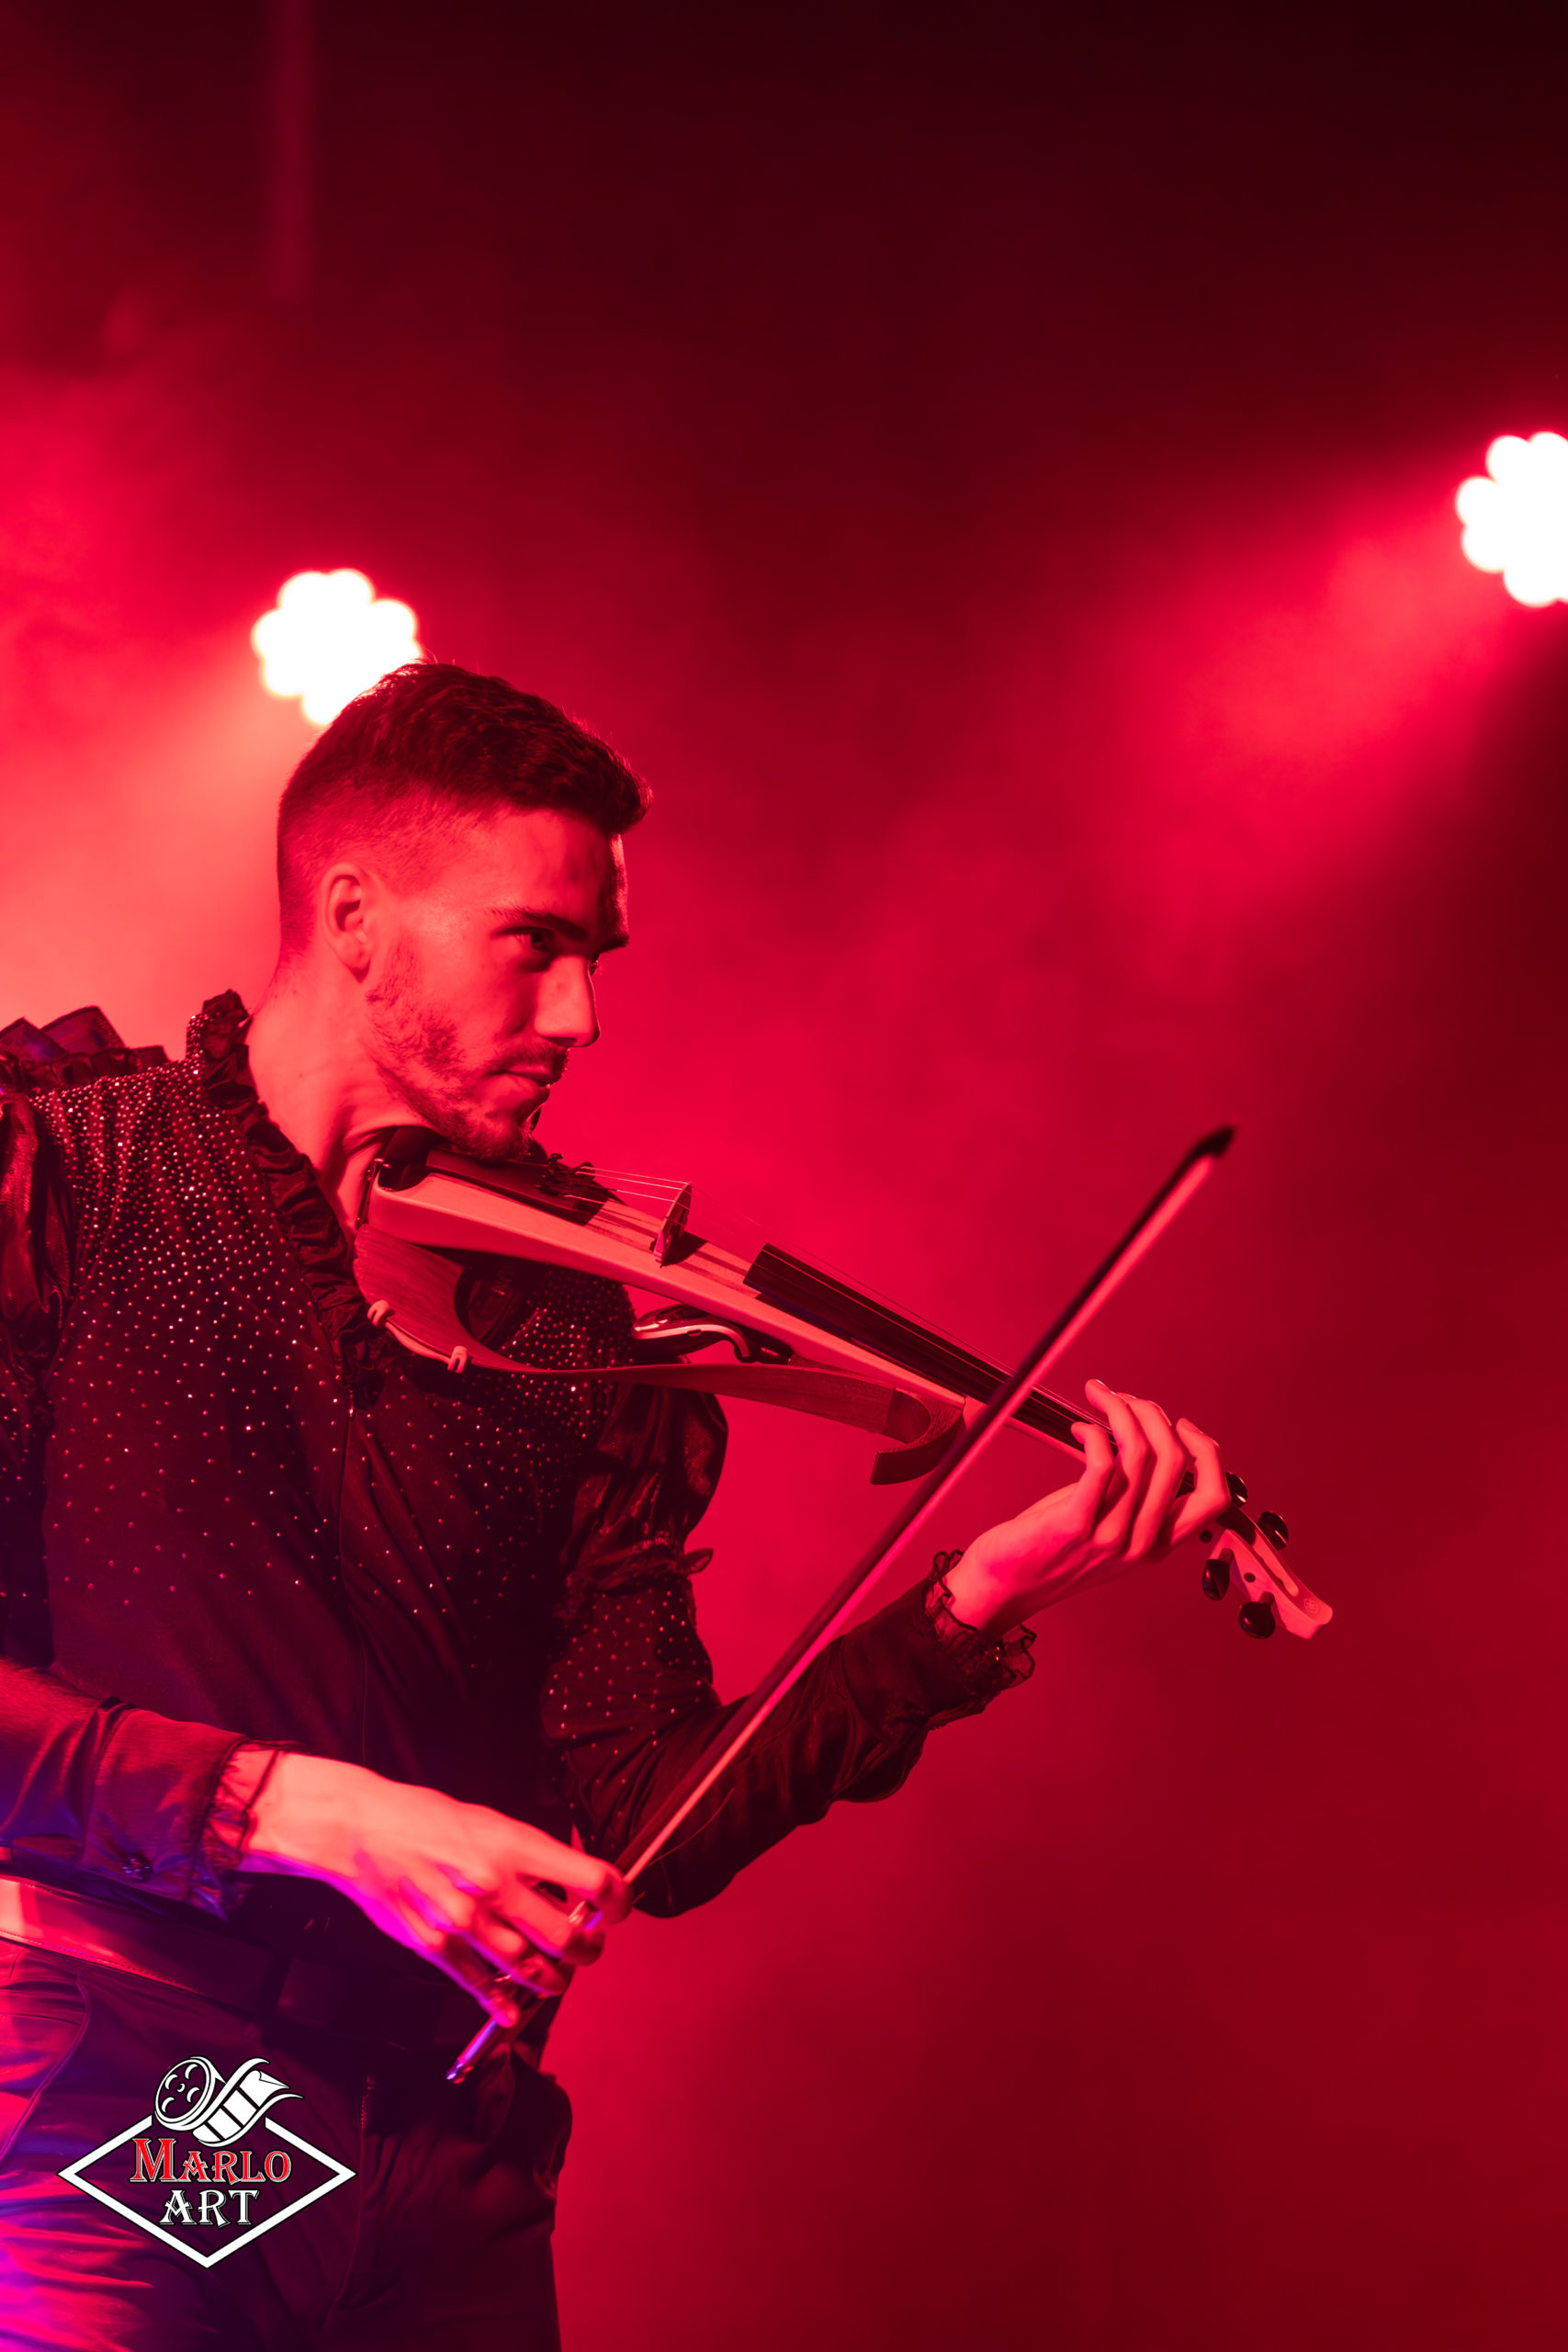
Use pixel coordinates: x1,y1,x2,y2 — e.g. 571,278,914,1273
1190,1124,1237,1163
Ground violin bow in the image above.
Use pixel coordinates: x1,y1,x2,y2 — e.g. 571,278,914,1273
447,1124,1234,2084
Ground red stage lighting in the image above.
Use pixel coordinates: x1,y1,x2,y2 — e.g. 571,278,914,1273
1456,432,1568,606
251,569,423,724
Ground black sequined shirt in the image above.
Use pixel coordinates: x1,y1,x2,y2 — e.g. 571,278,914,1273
0,995,1030,1957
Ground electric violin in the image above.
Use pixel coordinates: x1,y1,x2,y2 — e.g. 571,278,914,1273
354,1126,1331,1645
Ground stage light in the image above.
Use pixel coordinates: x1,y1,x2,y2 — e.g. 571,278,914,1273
1456,432,1568,606
252,570,423,724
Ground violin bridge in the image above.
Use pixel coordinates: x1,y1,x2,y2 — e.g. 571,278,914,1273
649,1182,694,1264
574,1174,694,1263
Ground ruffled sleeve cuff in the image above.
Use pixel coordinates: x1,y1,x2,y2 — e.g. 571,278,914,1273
834,1552,1035,1745
188,1742,288,1919
920,1548,1035,1711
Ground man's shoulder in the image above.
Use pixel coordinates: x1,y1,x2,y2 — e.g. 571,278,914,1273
0,1005,173,1108
0,1005,199,1212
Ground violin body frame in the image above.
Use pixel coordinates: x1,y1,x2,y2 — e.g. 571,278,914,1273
353,1137,1331,1642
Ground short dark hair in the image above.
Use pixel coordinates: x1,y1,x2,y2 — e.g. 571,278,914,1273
276,661,649,954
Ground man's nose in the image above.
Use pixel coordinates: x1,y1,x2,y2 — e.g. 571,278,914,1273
535,957,600,1050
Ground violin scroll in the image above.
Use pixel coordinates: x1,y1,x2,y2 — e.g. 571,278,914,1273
1199,1509,1330,1640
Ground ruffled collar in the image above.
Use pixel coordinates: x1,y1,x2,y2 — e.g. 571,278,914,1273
192,989,381,1371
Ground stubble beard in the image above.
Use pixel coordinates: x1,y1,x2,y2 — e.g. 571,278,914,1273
363,941,545,1163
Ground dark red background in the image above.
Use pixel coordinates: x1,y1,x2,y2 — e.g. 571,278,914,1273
3,5,1566,2343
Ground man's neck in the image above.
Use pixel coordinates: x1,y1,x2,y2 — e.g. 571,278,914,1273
246,970,411,1234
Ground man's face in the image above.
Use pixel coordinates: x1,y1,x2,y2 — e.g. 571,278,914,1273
358,804,627,1160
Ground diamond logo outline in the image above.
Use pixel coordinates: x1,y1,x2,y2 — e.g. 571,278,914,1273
60,2109,355,2268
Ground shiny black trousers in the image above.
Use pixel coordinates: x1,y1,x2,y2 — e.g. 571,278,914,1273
0,1944,571,2349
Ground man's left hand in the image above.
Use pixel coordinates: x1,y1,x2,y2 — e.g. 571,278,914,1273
942,1377,1230,1639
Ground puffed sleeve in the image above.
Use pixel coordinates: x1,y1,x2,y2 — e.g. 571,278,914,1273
0,1093,75,1668
542,1381,1032,1916
0,1095,265,1912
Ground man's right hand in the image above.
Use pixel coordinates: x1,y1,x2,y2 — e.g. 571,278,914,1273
241,1754,630,2024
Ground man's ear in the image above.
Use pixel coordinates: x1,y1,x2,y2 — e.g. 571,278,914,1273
319,862,377,978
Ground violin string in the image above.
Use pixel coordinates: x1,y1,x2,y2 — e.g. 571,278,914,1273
552,1167,1116,1428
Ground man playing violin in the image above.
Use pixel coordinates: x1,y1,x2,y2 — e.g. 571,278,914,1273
0,662,1229,2349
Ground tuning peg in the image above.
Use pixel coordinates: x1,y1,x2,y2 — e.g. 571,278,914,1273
1257,1509,1289,1549
1225,1472,1248,1507
1201,1553,1232,1600
1237,1596,1277,1640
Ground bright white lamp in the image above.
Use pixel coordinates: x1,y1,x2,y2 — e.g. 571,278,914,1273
1456,433,1568,607
252,570,423,724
